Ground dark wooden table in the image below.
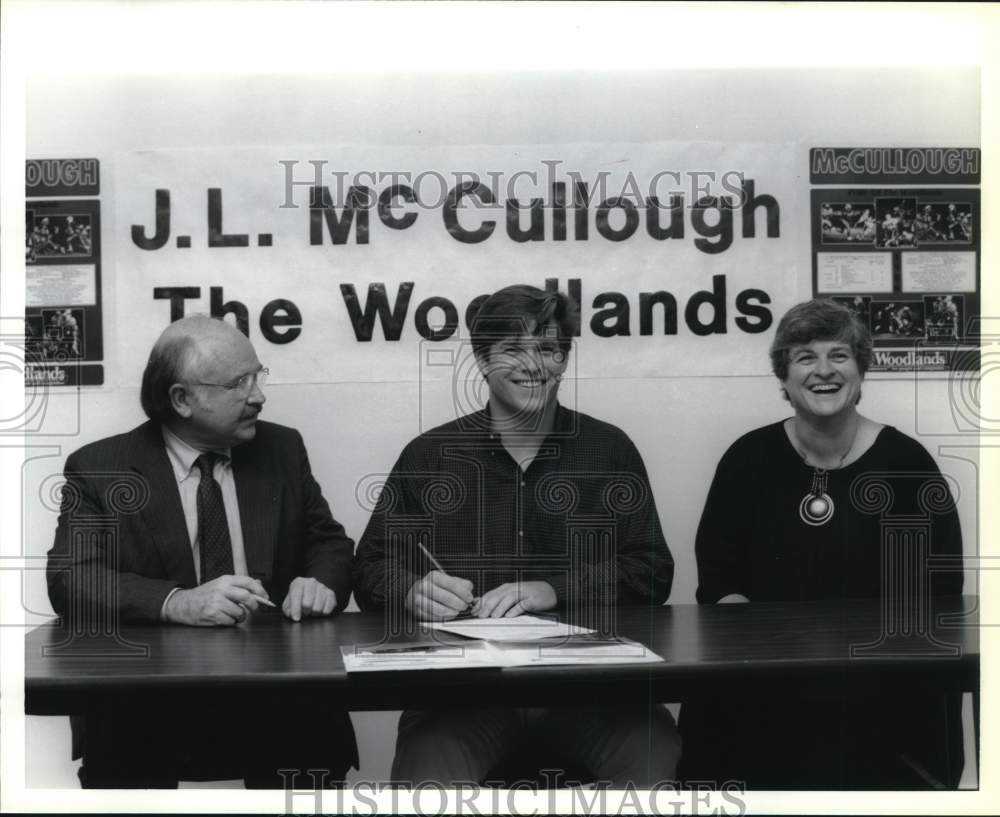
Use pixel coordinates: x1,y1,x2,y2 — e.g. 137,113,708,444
25,596,978,716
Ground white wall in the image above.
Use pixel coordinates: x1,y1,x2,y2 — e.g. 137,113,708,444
20,66,981,787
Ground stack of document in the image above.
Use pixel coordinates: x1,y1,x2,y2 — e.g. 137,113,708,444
342,615,663,673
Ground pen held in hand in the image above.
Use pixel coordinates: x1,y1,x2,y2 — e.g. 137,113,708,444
247,573,275,607
415,541,477,611
415,540,446,574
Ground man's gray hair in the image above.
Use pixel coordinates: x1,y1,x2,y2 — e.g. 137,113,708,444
139,331,196,424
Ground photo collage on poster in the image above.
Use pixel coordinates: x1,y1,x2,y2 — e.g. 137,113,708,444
810,186,980,372
833,294,964,343
25,158,104,385
820,198,973,250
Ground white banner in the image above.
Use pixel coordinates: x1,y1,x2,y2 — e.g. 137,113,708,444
115,144,801,384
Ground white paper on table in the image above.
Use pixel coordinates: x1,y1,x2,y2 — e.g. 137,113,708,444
426,614,596,642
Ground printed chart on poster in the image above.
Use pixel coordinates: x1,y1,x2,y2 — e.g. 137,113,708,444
24,158,104,386
809,147,980,373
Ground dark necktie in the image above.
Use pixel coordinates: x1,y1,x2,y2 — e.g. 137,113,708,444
195,452,233,583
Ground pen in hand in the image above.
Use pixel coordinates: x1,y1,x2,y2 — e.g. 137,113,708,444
415,541,478,612
236,593,275,623
415,539,446,574
248,573,275,608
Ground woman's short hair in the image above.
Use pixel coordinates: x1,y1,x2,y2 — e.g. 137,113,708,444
769,298,873,380
470,285,577,362
139,333,196,424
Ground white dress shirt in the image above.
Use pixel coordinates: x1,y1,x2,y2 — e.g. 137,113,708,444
159,426,248,618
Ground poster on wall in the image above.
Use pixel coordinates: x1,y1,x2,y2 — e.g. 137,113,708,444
809,147,981,373
24,158,104,386
114,143,802,387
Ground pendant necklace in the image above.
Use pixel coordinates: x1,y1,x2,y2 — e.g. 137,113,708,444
791,416,859,527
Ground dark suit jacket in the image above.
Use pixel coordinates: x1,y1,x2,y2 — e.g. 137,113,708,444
46,419,359,772
47,419,354,622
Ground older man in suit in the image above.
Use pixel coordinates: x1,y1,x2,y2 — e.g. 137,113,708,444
46,315,357,788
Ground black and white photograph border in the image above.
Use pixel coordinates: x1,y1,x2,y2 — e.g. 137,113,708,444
1,2,998,817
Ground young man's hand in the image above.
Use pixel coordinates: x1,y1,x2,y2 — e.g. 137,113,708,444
405,571,475,620
473,581,556,618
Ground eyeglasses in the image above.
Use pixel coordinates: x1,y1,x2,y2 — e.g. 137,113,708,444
191,367,269,397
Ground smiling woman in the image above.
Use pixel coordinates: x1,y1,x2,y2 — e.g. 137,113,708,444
771,300,880,525
677,298,966,789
